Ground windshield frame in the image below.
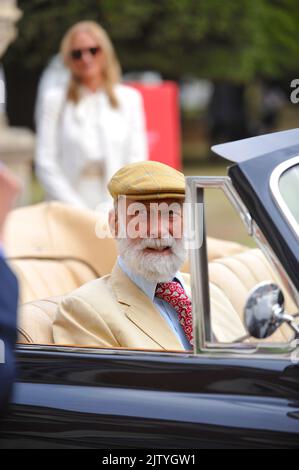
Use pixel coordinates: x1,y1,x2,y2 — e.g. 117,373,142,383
185,175,299,355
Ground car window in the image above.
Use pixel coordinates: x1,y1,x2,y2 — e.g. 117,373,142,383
279,164,299,227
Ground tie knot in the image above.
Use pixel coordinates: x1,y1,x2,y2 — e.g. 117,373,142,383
155,281,184,298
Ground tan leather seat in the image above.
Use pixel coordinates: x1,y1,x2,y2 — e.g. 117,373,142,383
209,249,298,342
182,237,248,273
9,259,96,305
11,203,297,346
208,237,248,261
4,201,247,304
4,202,118,304
5,201,249,345
18,296,62,344
18,246,298,346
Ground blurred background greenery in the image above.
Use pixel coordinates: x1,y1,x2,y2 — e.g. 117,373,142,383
3,0,299,243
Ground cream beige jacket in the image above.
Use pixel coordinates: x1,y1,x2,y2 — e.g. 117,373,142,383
53,263,246,350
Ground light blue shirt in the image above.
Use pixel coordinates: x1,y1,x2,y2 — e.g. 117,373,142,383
0,243,4,258
118,257,191,350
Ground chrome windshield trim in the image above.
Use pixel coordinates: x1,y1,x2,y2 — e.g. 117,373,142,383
185,176,253,354
185,175,299,355
185,177,211,353
270,155,299,239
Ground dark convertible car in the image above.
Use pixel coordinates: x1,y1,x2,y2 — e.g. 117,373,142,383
0,129,298,449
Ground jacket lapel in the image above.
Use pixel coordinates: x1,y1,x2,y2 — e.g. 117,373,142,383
111,264,183,351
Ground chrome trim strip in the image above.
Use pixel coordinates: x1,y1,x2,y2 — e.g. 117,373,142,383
270,155,299,239
15,343,194,358
15,342,298,360
185,178,210,353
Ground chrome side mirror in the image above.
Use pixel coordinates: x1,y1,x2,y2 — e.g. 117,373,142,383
244,282,299,339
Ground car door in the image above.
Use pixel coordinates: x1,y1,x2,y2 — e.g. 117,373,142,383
0,344,299,449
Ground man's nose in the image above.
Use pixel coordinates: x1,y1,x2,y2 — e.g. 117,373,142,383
148,213,170,238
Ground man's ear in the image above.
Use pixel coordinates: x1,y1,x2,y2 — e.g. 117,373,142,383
108,208,117,238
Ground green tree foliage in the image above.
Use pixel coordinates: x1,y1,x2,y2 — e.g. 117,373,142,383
4,0,299,81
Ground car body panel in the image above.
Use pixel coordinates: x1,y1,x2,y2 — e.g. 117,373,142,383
0,348,299,449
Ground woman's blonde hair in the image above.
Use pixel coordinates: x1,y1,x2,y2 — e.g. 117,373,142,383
60,21,121,108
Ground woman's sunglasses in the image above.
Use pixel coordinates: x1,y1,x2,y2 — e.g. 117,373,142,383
70,46,101,61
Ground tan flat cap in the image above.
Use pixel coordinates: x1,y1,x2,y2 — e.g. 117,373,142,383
108,161,185,200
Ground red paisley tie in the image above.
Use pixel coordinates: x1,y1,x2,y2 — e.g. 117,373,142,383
155,281,193,345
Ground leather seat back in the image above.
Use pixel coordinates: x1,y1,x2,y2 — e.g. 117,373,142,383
7,202,251,346
209,249,298,342
18,296,62,344
4,201,248,304
4,202,118,304
18,247,298,346
10,259,96,304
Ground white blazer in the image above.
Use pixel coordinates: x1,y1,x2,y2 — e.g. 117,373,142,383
35,84,148,209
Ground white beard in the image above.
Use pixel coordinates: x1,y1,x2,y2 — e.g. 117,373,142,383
116,236,187,282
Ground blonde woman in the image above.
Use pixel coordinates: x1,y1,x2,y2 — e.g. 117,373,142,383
35,21,148,209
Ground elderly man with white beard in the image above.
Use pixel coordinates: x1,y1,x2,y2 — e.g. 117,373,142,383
53,161,241,350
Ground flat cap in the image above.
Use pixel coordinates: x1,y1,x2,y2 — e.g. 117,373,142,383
108,161,185,200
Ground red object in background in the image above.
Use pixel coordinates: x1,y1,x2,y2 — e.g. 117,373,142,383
129,81,182,170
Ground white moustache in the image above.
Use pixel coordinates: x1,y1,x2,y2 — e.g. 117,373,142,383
140,238,175,251
116,236,186,282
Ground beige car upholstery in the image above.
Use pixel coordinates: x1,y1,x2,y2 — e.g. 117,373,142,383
17,247,298,346
4,202,247,304
9,203,298,346
4,202,117,304
209,249,298,342
18,296,62,345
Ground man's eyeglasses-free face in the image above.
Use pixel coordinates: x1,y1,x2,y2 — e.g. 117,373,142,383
70,46,101,61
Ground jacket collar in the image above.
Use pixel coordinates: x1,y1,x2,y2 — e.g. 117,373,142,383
110,263,183,350
117,255,188,301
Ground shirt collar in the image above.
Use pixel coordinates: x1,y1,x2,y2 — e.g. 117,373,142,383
117,256,186,302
